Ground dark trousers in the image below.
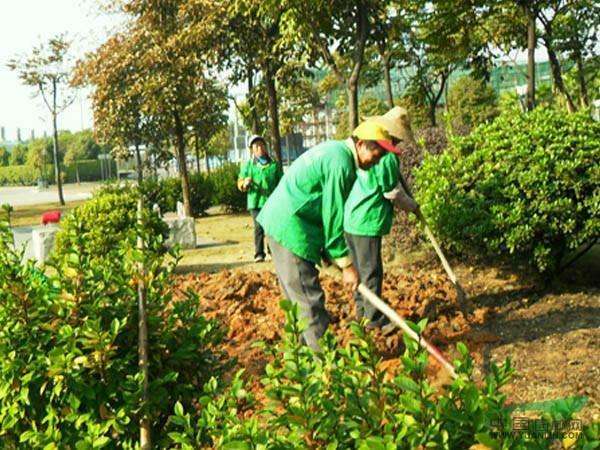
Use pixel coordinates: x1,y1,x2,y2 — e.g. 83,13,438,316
250,209,266,259
345,233,388,327
268,236,329,350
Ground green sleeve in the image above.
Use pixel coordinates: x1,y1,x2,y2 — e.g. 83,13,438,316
376,154,400,192
322,166,353,260
238,162,248,180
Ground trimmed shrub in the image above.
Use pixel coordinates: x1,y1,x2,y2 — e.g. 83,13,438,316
54,187,168,269
414,108,600,274
210,163,246,213
0,160,116,186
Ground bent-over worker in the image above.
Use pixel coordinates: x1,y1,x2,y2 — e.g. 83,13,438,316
257,121,400,350
344,107,419,331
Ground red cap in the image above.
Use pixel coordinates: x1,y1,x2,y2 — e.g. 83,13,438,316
376,139,401,155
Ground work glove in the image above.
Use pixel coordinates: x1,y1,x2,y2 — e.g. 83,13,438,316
383,182,419,213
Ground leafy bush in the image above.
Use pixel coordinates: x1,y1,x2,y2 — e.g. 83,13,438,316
415,108,600,274
168,300,599,449
0,211,227,447
54,187,168,270
0,164,40,186
446,75,499,132
210,163,246,213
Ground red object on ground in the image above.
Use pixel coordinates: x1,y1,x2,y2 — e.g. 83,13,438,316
41,211,61,225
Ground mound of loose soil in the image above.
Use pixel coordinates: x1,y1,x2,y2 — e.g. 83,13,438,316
173,268,494,407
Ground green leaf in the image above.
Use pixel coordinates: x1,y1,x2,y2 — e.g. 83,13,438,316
174,401,184,417
221,441,251,450
475,433,500,450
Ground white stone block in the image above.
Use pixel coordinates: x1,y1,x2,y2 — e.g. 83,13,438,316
176,201,186,219
31,225,59,263
164,215,196,249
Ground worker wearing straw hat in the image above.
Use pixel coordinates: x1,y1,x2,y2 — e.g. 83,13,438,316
344,107,419,331
257,120,402,350
237,135,283,262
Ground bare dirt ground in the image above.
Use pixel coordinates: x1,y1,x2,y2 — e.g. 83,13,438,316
176,211,599,423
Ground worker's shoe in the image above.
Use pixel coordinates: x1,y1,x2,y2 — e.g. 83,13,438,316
254,255,265,263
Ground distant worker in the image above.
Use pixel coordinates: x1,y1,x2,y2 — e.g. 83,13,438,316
237,135,283,262
344,107,419,332
257,121,401,350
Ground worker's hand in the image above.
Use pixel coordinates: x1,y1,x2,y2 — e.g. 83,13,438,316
395,194,418,213
342,264,360,292
383,184,418,213
243,178,252,190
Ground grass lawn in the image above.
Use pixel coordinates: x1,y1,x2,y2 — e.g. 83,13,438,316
7,200,87,228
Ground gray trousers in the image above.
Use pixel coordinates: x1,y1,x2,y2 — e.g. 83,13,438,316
345,233,388,327
268,236,329,350
250,209,266,259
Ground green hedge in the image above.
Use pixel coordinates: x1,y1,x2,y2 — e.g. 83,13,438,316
140,172,214,217
138,163,246,217
415,107,600,275
210,163,246,213
0,160,117,186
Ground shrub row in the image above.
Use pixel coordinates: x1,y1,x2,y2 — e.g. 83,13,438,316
139,162,246,217
166,301,599,449
0,159,117,186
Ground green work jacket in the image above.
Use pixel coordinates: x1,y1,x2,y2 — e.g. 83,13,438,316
344,152,399,237
238,158,283,210
257,140,357,265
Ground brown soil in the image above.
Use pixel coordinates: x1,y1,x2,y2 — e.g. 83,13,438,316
172,212,599,423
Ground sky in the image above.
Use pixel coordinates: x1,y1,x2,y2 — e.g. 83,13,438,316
0,0,124,142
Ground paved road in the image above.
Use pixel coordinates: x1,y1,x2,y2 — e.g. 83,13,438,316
0,183,98,207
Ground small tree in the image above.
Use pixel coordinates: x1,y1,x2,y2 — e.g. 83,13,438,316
0,147,9,166
64,140,87,184
8,34,74,205
25,138,52,182
446,75,498,131
9,144,28,166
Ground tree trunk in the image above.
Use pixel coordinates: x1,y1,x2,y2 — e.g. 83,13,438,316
51,78,65,206
75,163,80,185
428,103,437,127
204,151,210,174
526,8,536,111
347,83,360,130
194,137,201,173
547,46,577,112
382,53,394,109
574,49,589,108
173,111,192,217
135,142,143,183
247,68,260,135
264,65,282,163
347,3,368,130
